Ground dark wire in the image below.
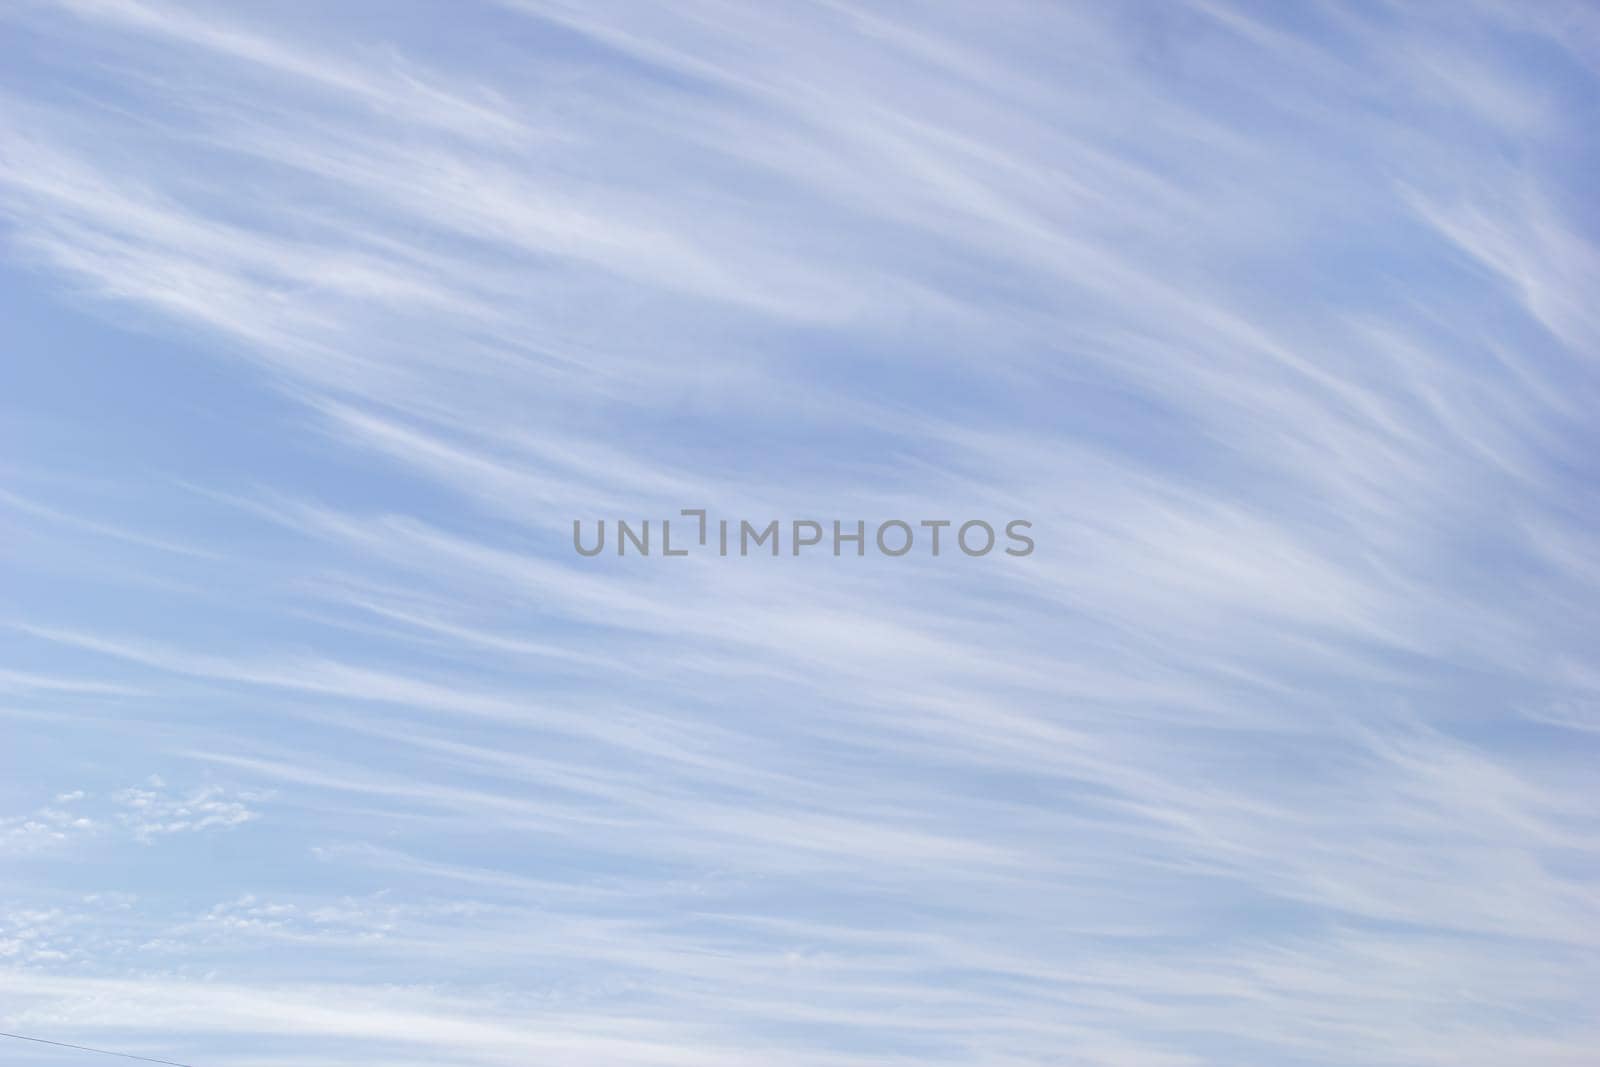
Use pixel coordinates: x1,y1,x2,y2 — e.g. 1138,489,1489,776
0,1030,198,1067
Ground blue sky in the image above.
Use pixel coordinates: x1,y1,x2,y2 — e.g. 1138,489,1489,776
2,1,1598,1065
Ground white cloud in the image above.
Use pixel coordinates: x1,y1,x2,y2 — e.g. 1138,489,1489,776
0,1,1596,1064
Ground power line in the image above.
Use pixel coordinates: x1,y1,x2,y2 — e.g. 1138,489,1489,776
0,1030,198,1067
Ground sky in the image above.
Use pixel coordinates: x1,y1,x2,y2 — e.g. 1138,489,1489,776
1,1,1598,1065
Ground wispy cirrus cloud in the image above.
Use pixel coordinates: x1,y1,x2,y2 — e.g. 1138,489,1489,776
1,1,1597,1065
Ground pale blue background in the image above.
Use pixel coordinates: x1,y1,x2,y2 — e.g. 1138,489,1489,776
2,2,1598,1065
